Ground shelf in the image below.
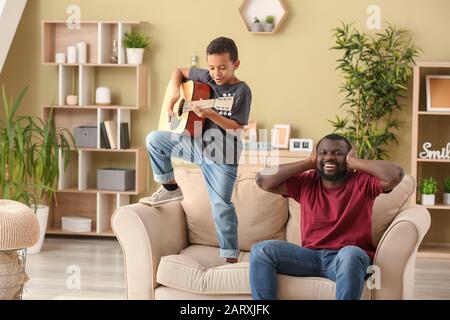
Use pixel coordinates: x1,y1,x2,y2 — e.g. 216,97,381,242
419,111,450,116
47,228,115,238
75,147,145,153
43,105,140,110
422,204,450,210
239,0,288,34
416,158,450,163
43,63,141,67
417,244,450,259
57,188,139,195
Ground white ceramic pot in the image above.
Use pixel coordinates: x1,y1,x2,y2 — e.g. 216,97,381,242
421,194,436,206
27,205,49,254
444,193,450,205
66,95,78,106
250,23,262,32
263,23,274,32
67,46,77,64
76,42,87,64
126,48,144,64
95,87,111,105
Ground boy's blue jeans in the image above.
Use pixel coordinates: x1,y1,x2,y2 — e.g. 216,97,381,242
250,240,372,300
145,130,239,259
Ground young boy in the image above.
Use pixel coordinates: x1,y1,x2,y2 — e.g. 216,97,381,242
139,37,252,263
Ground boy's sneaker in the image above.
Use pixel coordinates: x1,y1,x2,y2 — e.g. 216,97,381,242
139,186,184,207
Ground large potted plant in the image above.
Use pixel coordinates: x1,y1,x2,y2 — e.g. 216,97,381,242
329,23,421,159
0,86,74,253
123,30,151,64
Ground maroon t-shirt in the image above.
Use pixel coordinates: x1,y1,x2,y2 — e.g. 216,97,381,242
286,170,383,259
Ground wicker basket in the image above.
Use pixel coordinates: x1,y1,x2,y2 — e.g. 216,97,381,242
0,249,29,300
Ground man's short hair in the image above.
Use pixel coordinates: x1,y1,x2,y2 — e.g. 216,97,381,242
317,134,352,151
206,37,239,63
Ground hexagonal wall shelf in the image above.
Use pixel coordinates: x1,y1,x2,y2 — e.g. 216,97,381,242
239,0,288,34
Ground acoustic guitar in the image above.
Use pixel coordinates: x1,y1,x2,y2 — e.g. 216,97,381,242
159,80,234,137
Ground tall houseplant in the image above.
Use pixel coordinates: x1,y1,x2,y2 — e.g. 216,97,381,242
0,86,74,253
329,23,421,159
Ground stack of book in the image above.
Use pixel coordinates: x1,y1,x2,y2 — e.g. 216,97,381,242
100,121,131,149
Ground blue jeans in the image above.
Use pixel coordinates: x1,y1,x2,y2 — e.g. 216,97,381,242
250,240,371,300
145,130,239,258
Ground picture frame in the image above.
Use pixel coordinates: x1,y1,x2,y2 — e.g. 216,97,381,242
289,138,314,152
241,120,257,142
426,75,450,112
271,124,291,149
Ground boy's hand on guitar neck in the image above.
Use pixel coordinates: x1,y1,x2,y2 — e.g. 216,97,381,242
192,105,216,119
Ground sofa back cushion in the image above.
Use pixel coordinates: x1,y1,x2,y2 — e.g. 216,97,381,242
371,175,415,246
175,168,288,251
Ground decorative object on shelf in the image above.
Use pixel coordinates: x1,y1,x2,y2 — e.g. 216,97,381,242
420,177,438,206
289,138,314,152
120,122,131,150
191,54,199,68
123,30,151,64
100,122,111,149
251,17,262,32
271,124,291,149
95,86,112,106
329,23,421,160
239,0,288,34
0,86,74,253
111,39,119,64
426,75,450,112
418,142,450,160
67,45,77,64
104,120,118,149
55,53,66,64
444,177,450,205
263,15,275,32
76,42,87,64
97,168,136,191
66,94,78,106
74,126,98,149
62,216,92,233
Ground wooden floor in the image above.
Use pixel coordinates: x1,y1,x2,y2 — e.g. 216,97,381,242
22,237,450,300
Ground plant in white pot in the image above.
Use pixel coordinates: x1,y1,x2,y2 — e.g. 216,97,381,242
263,15,275,32
251,17,262,32
420,177,438,206
443,177,450,205
0,86,74,254
123,30,151,64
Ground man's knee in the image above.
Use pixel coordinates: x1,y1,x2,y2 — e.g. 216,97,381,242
336,246,370,268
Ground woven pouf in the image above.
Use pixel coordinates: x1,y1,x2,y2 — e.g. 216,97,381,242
0,200,40,300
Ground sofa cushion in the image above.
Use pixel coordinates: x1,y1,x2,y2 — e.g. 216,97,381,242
175,168,288,251
156,245,371,299
371,175,415,246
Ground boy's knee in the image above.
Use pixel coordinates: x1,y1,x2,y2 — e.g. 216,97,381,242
146,130,166,149
250,240,281,262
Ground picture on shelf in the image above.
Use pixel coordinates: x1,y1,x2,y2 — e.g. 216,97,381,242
426,75,450,112
289,138,313,152
271,124,291,149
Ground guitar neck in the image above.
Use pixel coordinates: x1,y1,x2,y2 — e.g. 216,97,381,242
183,99,215,112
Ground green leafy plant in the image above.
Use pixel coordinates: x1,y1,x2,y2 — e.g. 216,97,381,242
420,177,438,195
123,31,151,49
254,17,261,24
0,86,74,207
265,15,274,24
329,23,421,159
444,177,450,193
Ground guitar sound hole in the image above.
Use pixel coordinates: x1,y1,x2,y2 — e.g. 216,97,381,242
178,99,185,117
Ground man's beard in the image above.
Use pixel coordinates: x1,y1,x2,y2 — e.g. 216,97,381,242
318,161,348,182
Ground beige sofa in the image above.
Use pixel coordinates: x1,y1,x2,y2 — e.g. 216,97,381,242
112,168,431,300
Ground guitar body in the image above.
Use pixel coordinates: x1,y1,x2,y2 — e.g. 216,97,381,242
159,80,211,137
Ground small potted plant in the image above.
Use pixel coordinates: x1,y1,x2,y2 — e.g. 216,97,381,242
251,17,262,32
263,15,275,32
123,30,151,64
444,177,450,205
420,177,438,206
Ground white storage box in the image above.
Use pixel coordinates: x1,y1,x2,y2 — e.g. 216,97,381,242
61,216,92,233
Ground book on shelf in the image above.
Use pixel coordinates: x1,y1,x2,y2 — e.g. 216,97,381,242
120,122,131,149
100,122,111,149
104,120,118,149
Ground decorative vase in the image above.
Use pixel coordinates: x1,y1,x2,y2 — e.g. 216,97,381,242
66,95,78,106
126,48,144,64
444,193,450,205
76,42,87,64
67,46,77,64
263,23,274,32
421,194,435,206
27,205,49,254
250,23,262,32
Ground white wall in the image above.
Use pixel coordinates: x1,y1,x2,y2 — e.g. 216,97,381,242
0,0,27,74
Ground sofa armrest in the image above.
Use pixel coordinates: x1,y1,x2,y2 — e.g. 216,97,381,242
372,205,431,300
111,202,189,300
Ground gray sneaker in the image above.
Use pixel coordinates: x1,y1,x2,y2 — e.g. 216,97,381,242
139,186,184,207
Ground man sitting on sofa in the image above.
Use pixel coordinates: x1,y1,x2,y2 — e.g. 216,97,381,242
250,133,404,300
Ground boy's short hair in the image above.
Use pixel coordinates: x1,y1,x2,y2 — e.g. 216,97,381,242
317,134,352,151
206,37,239,63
